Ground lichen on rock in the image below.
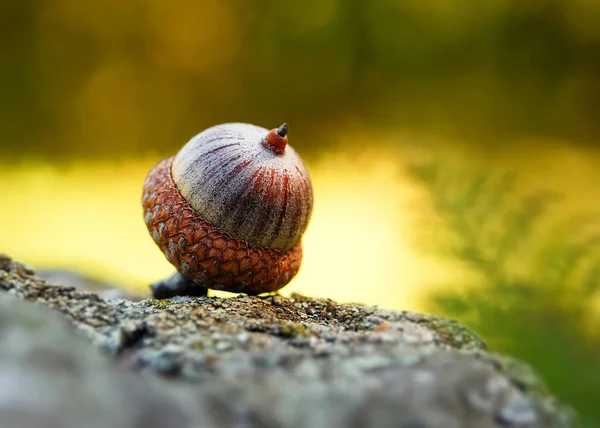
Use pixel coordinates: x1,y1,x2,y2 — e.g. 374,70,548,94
0,254,579,428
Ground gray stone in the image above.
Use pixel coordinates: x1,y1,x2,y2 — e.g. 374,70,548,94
36,268,146,301
0,254,579,428
0,294,191,428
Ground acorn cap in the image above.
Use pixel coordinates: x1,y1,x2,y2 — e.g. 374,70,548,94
171,123,313,251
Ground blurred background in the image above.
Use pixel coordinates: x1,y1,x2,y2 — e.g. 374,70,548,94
1,0,599,425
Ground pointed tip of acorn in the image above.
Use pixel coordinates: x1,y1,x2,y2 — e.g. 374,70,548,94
262,123,288,155
277,123,288,138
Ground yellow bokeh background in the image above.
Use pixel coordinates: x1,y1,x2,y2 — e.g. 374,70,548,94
3,135,600,312
1,145,451,309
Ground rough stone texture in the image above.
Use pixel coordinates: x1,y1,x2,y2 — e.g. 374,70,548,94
0,294,193,428
36,268,145,301
0,254,578,428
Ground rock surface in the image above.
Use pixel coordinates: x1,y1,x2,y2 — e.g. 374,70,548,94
36,268,146,301
0,254,577,428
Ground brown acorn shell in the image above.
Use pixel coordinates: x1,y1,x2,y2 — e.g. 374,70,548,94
142,157,303,294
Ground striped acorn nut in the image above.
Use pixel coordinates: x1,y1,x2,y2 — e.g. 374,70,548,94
142,123,313,296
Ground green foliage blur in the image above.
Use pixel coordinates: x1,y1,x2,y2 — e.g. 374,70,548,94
411,160,600,427
1,0,600,160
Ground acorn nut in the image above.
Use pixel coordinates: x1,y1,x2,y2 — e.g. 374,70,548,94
142,123,313,298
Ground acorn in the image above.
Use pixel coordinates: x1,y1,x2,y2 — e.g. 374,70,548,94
142,123,313,298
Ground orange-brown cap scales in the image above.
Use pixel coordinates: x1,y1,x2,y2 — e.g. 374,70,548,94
142,123,313,297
